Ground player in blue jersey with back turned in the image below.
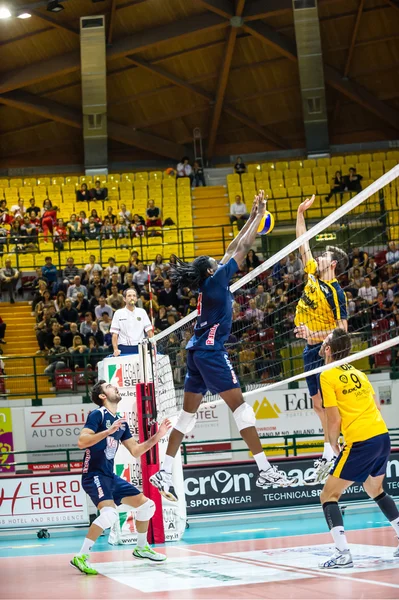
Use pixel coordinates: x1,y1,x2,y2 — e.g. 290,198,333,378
70,380,171,575
150,191,294,501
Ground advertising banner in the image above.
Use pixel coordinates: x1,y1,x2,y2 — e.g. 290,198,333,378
24,404,95,462
0,474,89,528
184,402,232,462
0,407,14,473
183,452,399,515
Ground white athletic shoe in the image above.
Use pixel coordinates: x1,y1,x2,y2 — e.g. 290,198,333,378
304,457,335,485
149,470,178,502
319,548,353,569
256,466,297,488
133,544,166,562
394,541,399,558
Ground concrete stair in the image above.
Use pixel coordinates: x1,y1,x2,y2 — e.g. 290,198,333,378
192,186,234,258
1,302,53,398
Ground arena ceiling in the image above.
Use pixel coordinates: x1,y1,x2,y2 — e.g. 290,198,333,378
0,0,398,167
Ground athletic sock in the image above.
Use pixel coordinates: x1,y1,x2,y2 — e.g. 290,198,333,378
162,454,174,474
79,537,94,555
322,501,349,552
322,443,335,460
136,532,147,548
374,492,399,535
253,451,272,472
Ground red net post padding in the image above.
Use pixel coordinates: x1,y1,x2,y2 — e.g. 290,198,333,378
136,382,165,544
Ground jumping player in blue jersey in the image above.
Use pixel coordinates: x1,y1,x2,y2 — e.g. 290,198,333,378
70,380,171,575
150,191,294,502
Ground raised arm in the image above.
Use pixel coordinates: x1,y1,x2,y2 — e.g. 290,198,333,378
296,195,315,267
231,190,267,267
220,196,258,265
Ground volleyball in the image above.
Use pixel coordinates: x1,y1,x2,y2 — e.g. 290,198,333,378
257,211,275,235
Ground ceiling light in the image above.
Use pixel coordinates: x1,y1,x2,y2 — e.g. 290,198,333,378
0,7,12,19
17,12,32,19
47,1,64,12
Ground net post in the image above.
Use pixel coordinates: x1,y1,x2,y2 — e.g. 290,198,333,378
136,342,165,544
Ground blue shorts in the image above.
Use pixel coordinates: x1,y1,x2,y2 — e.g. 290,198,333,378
82,473,141,507
118,344,139,355
303,343,323,397
331,433,391,483
184,349,241,395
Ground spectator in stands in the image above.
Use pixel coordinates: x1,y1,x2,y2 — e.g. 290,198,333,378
185,296,197,316
349,247,365,267
246,249,261,271
381,280,394,303
91,180,108,201
131,214,146,237
54,290,66,313
60,321,78,348
119,264,127,285
20,214,38,247
108,285,124,311
90,208,102,227
154,306,168,332
74,291,90,319
151,267,165,291
100,216,114,239
76,183,91,202
9,217,23,246
103,257,119,281
0,315,6,344
67,214,82,240
94,296,113,321
67,276,88,300
132,261,148,291
42,256,58,293
229,195,249,229
41,200,58,242
59,298,79,326
10,198,25,218
106,273,123,295
69,335,89,368
344,167,363,193
192,160,206,187
119,204,131,223
158,278,179,310
386,241,399,266
35,290,55,322
78,210,89,232
358,276,378,305
325,170,345,202
88,336,103,367
176,156,193,183
146,199,162,228
80,312,94,338
122,272,137,294
88,287,101,316
115,217,129,239
88,273,105,298
0,259,20,304
245,298,264,322
85,320,104,347
44,336,69,381
31,278,49,314
99,311,112,336
234,156,246,175
128,250,140,272
254,284,271,312
29,209,41,228
150,254,166,273
84,255,102,282
28,197,41,216
348,257,364,281
35,308,58,353
286,252,304,282
106,205,117,225
53,218,68,250
86,218,100,241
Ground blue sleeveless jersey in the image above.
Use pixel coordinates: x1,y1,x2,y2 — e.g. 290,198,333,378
186,258,239,352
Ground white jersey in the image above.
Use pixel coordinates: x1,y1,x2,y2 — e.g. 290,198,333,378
110,306,152,345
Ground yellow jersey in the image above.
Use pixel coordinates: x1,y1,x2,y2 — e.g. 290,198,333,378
320,364,388,444
294,259,347,333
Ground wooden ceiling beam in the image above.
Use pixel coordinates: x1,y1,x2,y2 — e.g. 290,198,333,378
0,12,228,95
27,9,80,36
386,0,399,14
197,0,235,19
0,91,186,160
243,0,292,21
127,54,288,148
207,0,246,157
244,21,399,130
107,0,118,45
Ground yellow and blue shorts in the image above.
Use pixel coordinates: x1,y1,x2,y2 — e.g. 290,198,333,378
331,432,390,483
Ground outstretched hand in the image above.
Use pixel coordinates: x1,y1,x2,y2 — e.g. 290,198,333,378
249,195,258,220
256,189,267,217
298,194,315,214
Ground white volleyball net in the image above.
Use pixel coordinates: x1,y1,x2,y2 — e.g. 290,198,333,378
154,165,399,407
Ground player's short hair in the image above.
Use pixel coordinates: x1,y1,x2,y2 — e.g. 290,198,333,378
328,328,351,361
123,287,137,298
326,245,349,276
91,379,106,407
170,255,213,289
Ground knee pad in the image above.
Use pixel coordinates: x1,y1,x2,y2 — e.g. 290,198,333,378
233,402,256,432
93,506,118,530
174,409,197,434
135,499,156,522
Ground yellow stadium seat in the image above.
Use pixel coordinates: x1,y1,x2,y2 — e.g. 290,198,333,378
370,170,383,181
65,176,79,186
387,150,399,160
274,198,291,220
385,160,397,172
331,156,344,166
289,160,303,170
241,173,255,183
5,186,19,197
314,175,327,186
285,169,298,180
275,161,288,171
354,163,370,177
312,167,326,177
120,180,133,190
344,155,358,165
302,185,316,197
120,173,134,181
269,170,283,181
135,172,148,181
303,159,316,169
298,168,312,179
108,174,121,183
24,178,37,187
287,186,301,198
372,152,386,162
247,164,261,173
227,174,240,187
49,185,61,196
317,184,331,195
37,177,50,187
0,188,3,199
273,187,287,199
9,178,23,187
79,175,91,184
50,176,64,186
149,171,163,180
163,178,176,189
261,162,275,171
327,166,340,179
362,179,373,188
177,177,190,187
19,186,32,198
316,157,330,167
299,176,313,187
285,177,299,188
62,184,76,195
0,179,9,188
270,179,284,189
370,161,383,172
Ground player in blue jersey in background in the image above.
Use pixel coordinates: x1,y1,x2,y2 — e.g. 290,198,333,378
150,191,294,502
70,380,171,575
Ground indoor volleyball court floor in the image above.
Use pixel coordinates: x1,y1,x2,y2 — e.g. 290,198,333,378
1,505,398,599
